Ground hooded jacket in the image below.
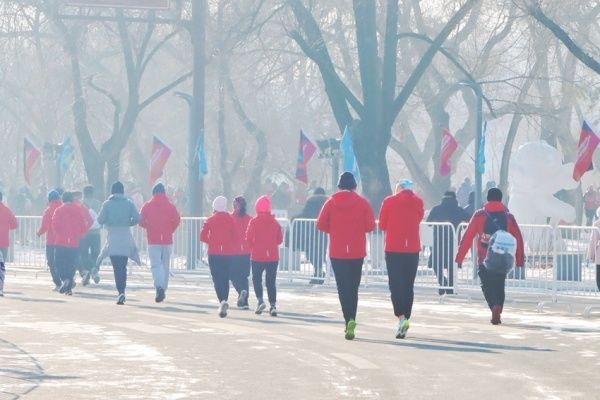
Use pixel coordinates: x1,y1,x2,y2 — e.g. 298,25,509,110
455,201,525,267
97,194,140,227
231,212,252,255
379,190,425,253
51,202,92,248
246,197,283,262
427,195,470,228
0,202,18,248
317,191,375,259
139,193,181,245
200,211,235,255
37,200,62,245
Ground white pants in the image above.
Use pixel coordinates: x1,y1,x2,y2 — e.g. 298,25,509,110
148,245,172,290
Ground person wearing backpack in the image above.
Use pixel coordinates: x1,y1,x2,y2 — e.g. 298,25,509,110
455,188,525,325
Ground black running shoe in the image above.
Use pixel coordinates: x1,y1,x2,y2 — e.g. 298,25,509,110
117,293,126,305
155,288,165,303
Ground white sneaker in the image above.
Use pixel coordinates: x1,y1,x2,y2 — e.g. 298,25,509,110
218,300,229,318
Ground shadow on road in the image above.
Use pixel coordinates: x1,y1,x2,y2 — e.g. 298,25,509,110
132,304,208,315
354,337,498,353
0,339,79,400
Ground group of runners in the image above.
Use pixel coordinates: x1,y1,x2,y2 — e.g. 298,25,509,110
0,171,528,340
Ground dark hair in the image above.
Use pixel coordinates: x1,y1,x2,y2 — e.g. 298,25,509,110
234,196,247,217
338,172,357,190
0,192,2,202
487,187,503,202
313,187,326,195
111,181,125,195
83,185,94,197
62,191,74,203
443,191,456,199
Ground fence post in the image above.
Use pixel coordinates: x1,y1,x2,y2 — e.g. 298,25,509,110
288,219,293,283
552,225,558,303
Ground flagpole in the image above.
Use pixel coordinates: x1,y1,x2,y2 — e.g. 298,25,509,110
460,80,484,209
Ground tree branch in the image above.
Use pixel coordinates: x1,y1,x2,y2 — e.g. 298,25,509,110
139,71,192,111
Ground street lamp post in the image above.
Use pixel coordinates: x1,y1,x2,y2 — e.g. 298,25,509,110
316,138,341,193
460,80,484,209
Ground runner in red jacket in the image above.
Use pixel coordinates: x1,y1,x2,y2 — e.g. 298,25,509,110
37,191,62,290
200,196,235,317
316,172,376,340
246,195,283,316
52,191,93,295
379,179,424,339
0,192,17,296
455,188,525,325
140,183,181,303
230,196,252,309
0,193,17,256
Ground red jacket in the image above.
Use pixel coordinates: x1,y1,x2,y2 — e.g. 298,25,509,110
455,201,525,267
316,191,376,259
0,202,18,248
200,212,235,255
231,213,252,255
51,203,91,248
379,190,424,253
139,194,181,245
246,213,283,262
37,200,62,246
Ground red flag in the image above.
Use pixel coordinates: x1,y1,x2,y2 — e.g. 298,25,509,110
295,130,317,184
573,121,600,181
24,138,41,185
149,136,172,185
439,128,458,176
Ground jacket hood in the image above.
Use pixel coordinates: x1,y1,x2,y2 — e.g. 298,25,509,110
440,196,459,209
483,201,507,212
255,195,271,213
108,194,127,201
330,190,362,208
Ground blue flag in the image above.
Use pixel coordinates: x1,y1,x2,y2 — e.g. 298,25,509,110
341,126,360,182
476,121,487,175
59,137,73,176
195,131,208,179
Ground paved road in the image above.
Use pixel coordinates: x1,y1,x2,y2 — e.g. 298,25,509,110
0,268,599,400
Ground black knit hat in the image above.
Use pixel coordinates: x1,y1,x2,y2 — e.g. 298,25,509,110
487,187,503,202
152,183,166,195
111,181,124,195
337,172,357,190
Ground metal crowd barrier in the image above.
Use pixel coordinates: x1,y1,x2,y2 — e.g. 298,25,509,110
7,216,600,302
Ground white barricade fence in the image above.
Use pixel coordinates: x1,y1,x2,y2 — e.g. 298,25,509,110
285,218,328,282
365,222,457,293
9,216,45,267
7,216,600,299
554,225,598,297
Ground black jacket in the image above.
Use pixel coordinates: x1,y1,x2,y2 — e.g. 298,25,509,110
427,196,470,228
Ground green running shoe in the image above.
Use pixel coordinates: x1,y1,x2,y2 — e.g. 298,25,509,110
395,318,410,339
345,320,356,340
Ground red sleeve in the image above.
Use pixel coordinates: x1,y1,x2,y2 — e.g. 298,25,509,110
364,200,376,233
38,210,50,236
276,220,283,245
508,214,525,267
9,210,17,230
378,199,389,231
52,209,63,237
246,219,255,249
417,197,425,222
455,212,484,263
316,200,331,233
172,207,181,232
139,204,148,228
200,218,210,243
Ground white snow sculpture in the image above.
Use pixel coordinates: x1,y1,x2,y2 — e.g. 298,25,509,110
508,141,578,225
